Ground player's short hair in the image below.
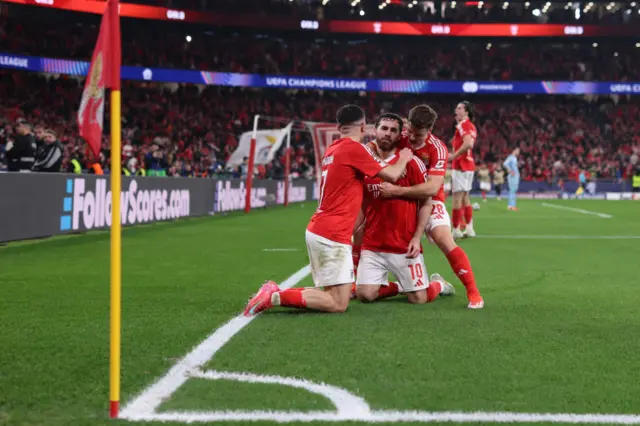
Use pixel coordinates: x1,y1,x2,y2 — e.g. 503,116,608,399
336,104,365,126
374,112,403,132
408,105,437,131
460,101,475,121
44,129,57,138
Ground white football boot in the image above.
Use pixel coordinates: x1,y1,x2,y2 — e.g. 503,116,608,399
430,273,456,297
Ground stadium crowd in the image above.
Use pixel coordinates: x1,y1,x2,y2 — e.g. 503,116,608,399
3,16,640,81
1,71,638,183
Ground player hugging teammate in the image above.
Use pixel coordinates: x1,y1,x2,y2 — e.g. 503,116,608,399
244,104,483,317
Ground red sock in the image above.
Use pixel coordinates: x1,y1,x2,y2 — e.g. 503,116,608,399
446,246,480,297
482,191,486,200
426,281,442,303
452,208,461,229
377,282,399,300
278,289,307,308
464,205,473,225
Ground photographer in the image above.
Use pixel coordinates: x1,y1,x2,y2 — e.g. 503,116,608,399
33,130,63,173
6,121,37,172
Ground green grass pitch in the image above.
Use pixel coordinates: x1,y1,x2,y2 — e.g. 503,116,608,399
1,198,640,426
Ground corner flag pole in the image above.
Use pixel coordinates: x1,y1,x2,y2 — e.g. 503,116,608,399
108,0,122,418
109,87,122,419
77,0,121,417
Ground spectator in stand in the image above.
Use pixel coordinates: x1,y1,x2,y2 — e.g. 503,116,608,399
33,129,64,173
1,70,638,182
6,121,36,172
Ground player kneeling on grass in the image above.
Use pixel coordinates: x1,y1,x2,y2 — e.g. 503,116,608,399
355,113,455,304
244,105,414,316
376,105,484,309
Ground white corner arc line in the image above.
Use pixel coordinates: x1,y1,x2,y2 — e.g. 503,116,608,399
191,370,370,416
119,264,311,419
541,202,613,218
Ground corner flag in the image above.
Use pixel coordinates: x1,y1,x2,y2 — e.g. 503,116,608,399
77,0,121,158
76,0,123,419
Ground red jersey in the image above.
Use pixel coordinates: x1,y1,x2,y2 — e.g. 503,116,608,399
307,137,386,245
362,153,428,254
452,119,477,172
399,133,448,203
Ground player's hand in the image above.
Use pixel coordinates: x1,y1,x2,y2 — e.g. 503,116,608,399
509,171,516,176
406,237,421,258
379,182,401,198
399,147,413,163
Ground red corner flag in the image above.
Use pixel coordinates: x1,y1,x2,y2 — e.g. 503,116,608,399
77,0,121,158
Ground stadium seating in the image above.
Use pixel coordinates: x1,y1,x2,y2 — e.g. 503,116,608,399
1,2,639,181
2,17,640,81
1,70,638,181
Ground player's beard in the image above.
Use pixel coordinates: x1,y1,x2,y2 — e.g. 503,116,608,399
376,136,396,153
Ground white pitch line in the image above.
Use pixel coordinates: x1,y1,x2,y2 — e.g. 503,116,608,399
119,264,311,419
263,248,300,252
541,203,613,218
123,409,640,424
477,235,640,240
192,370,371,417
120,263,640,425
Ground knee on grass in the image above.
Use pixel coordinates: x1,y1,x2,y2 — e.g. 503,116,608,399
326,298,350,313
355,286,379,303
406,291,428,304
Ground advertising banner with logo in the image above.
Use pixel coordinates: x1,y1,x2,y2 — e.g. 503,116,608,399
5,52,640,96
0,174,319,243
212,179,317,214
2,0,638,38
0,174,215,242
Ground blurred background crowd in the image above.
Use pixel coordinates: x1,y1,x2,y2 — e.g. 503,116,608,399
1,0,639,187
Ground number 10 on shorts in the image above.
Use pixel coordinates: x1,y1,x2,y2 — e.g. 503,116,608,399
408,263,424,280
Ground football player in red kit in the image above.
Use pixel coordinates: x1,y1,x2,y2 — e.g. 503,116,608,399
244,105,413,316
354,113,455,304
378,105,484,309
450,101,478,239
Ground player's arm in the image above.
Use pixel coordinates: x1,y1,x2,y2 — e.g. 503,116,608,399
354,207,365,234
381,144,447,199
350,144,412,183
353,206,366,247
380,175,443,200
449,134,474,161
375,148,413,183
503,157,516,176
406,199,431,258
